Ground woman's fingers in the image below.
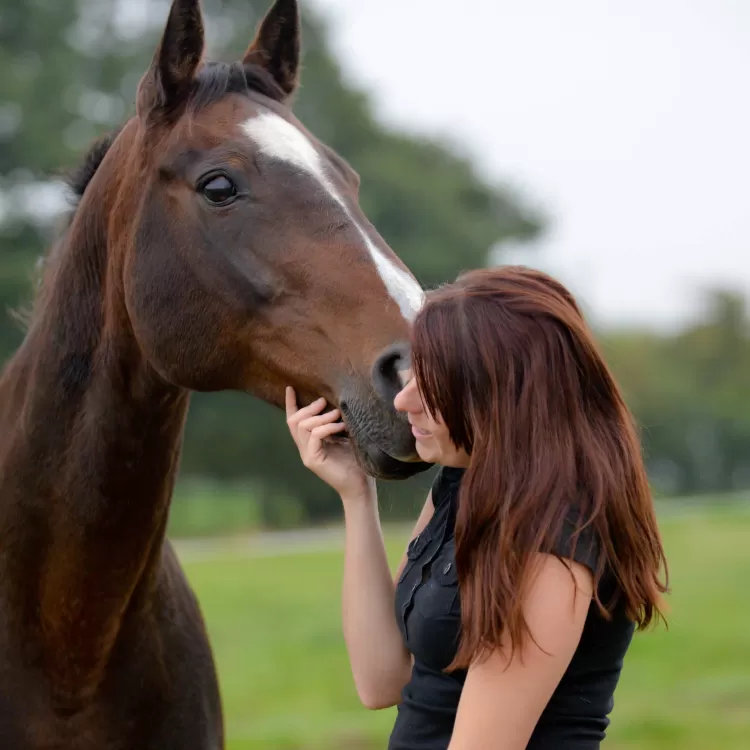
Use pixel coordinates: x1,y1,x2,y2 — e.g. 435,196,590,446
311,421,347,439
285,387,328,433
298,408,342,433
290,398,327,425
285,388,348,463
305,420,348,463
284,386,297,418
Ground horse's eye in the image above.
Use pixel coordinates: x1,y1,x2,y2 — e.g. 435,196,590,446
200,175,238,206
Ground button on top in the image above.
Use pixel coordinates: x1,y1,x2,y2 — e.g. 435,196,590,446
443,562,452,574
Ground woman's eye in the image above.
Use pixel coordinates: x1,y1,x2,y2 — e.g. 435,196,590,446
200,175,238,206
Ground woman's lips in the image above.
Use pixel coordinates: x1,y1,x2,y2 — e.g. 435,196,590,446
411,425,431,439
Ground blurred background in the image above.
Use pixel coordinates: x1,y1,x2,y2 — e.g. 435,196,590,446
0,0,748,747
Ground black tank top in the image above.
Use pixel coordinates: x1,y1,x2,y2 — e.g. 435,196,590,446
389,466,635,750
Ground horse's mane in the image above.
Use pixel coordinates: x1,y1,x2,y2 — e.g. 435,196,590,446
65,129,122,202
16,61,287,330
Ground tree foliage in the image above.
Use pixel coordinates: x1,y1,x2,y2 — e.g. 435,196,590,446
601,288,750,497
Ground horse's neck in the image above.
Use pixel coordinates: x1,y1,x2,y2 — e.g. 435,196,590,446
0,219,190,702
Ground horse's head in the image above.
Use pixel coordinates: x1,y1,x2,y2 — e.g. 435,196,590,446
101,0,428,479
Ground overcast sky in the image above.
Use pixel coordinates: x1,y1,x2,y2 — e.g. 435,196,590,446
310,0,750,330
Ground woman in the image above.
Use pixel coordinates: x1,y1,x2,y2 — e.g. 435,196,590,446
285,266,668,749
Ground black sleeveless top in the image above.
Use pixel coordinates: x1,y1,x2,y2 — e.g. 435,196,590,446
389,467,635,750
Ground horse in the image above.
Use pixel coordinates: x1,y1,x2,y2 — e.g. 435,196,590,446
0,0,429,746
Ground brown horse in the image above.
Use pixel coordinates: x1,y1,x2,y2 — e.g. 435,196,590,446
0,0,428,746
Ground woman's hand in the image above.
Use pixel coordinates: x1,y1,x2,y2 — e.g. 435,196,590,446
285,386,374,500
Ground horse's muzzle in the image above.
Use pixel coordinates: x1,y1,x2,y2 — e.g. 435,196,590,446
338,379,432,480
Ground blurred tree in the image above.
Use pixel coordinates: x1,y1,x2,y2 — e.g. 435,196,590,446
602,288,750,497
0,0,545,524
0,0,156,353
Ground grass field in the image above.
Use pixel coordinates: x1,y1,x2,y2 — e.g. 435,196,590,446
178,504,750,750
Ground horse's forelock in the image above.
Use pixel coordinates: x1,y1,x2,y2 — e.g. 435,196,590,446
189,61,287,112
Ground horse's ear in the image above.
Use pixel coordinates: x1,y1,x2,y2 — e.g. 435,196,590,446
243,0,301,97
136,0,205,117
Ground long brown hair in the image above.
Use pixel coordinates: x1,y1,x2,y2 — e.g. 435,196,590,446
411,266,668,671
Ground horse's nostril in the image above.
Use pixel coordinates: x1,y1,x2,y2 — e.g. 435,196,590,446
372,343,411,402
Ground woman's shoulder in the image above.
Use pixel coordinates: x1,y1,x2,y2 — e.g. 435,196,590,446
548,505,603,576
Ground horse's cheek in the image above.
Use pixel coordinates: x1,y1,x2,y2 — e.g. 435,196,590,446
124,245,211,384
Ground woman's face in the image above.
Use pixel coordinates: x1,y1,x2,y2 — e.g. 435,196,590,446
393,371,471,468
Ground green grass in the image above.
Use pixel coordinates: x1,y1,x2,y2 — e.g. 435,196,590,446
178,505,750,750
168,479,262,538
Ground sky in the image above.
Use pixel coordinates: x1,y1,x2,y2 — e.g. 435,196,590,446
309,0,750,331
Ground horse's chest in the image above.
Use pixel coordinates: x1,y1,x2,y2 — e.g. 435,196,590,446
0,662,222,750
0,585,223,749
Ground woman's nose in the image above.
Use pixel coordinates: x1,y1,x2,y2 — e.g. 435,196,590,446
394,374,418,413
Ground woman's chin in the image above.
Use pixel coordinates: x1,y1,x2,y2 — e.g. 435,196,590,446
415,440,439,464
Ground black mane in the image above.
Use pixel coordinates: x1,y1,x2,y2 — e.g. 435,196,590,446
68,61,286,201
65,129,122,200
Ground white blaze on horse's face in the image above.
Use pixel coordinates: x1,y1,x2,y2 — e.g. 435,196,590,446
240,112,425,322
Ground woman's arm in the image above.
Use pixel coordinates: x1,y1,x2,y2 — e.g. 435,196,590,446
284,387,432,710
448,554,594,750
340,488,434,709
